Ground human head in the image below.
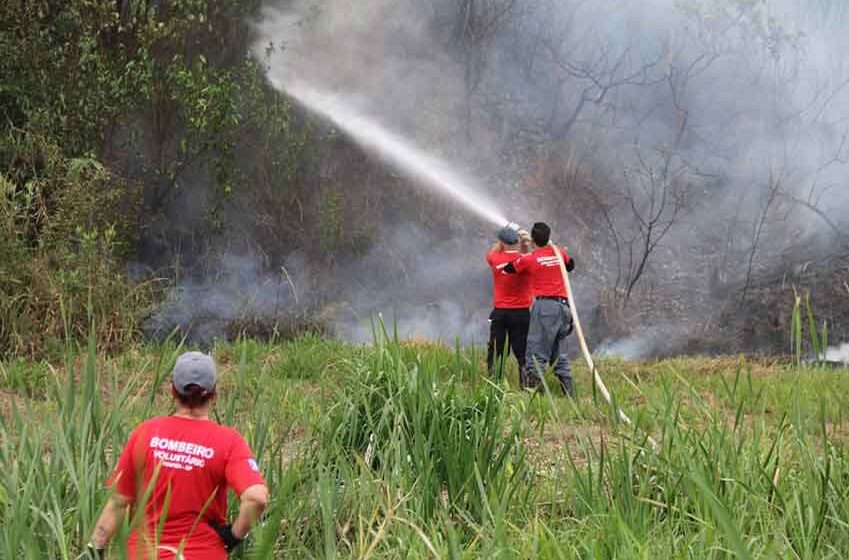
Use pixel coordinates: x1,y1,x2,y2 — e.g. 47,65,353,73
497,225,520,247
171,351,217,409
531,222,551,247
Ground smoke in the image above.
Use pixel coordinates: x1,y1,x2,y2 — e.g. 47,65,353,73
330,222,493,344
146,251,314,343
150,0,849,350
826,342,849,364
248,0,849,349
596,329,669,361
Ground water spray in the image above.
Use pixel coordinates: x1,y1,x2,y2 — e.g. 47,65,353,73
275,80,510,228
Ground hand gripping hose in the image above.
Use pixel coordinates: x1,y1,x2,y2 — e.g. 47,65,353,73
550,242,658,450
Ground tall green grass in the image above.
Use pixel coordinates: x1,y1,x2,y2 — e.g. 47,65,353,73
1,329,848,558
790,289,830,367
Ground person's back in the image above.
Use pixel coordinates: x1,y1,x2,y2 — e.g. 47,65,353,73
486,250,532,309
86,352,268,560
505,222,576,394
513,244,571,298
485,227,533,376
113,416,264,559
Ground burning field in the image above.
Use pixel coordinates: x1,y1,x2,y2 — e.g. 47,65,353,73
3,0,849,558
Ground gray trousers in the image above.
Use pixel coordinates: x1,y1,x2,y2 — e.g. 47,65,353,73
521,298,574,396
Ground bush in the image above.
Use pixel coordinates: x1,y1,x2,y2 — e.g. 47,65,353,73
0,133,152,358
319,328,533,525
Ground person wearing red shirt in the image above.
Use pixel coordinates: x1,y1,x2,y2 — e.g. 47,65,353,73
486,225,533,377
506,222,576,395
83,352,269,560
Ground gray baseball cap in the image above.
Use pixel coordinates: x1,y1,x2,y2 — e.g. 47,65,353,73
497,226,520,245
172,351,217,395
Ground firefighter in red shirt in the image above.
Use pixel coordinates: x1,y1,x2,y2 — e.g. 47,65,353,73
486,225,533,377
83,352,269,559
505,222,576,395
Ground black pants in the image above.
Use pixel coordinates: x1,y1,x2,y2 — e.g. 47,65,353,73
487,308,530,374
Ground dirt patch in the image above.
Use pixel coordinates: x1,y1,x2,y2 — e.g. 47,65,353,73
825,421,849,445
279,426,310,468
0,389,17,419
525,423,611,473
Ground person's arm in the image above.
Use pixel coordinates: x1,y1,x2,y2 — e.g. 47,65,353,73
211,486,268,551
231,484,269,539
561,247,575,272
518,230,532,254
214,434,269,551
86,427,141,555
88,493,131,552
504,252,532,274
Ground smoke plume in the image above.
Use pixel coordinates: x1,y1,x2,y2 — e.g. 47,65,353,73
155,0,849,353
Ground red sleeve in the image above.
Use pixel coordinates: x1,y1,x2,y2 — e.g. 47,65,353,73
513,253,534,273
486,251,496,266
107,426,143,499
225,432,266,495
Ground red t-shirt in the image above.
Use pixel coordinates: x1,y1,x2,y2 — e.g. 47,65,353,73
109,416,266,560
513,245,573,298
486,250,532,308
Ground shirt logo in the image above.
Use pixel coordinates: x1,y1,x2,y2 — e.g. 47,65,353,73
537,256,561,267
248,458,259,472
149,436,215,471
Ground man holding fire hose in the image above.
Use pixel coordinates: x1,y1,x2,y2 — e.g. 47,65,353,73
504,222,576,396
485,224,533,378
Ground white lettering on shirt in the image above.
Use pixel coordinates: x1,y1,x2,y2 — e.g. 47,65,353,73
537,256,561,267
148,437,215,471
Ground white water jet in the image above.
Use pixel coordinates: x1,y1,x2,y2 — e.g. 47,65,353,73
271,79,510,228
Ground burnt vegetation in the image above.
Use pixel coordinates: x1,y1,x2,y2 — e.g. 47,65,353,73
2,0,848,357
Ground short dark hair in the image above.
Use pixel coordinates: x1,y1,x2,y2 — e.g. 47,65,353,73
173,383,216,408
531,222,551,246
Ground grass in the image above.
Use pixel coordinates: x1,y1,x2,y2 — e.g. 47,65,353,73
1,327,848,559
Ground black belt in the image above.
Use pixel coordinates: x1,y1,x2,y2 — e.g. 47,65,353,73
536,295,568,304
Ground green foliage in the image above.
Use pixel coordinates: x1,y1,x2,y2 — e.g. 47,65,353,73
0,358,50,397
320,186,346,254
0,0,309,356
320,325,532,527
0,129,149,357
790,288,830,367
2,335,849,558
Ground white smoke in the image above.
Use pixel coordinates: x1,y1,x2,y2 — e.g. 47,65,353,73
235,0,849,353
595,327,676,361
826,343,849,364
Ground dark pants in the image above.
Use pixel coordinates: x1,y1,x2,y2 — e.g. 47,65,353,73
522,298,574,396
487,308,530,375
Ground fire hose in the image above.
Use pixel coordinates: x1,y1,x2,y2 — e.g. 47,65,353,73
549,242,659,450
